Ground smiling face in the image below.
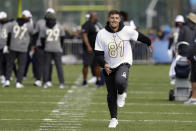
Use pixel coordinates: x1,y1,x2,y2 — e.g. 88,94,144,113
108,13,121,31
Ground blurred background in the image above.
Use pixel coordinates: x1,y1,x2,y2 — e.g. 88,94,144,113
0,0,195,64
0,0,192,28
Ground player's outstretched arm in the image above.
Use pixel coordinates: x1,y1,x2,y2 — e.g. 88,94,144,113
137,32,152,52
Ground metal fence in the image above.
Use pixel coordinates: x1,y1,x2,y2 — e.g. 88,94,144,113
63,39,154,64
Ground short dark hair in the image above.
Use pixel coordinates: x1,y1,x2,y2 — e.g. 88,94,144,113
120,11,129,21
108,10,120,17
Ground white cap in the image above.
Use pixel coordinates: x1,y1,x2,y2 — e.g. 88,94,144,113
85,13,90,19
22,10,32,18
46,8,55,14
175,15,184,23
0,11,7,19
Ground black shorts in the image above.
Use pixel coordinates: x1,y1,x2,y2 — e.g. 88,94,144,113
191,64,196,82
83,51,94,66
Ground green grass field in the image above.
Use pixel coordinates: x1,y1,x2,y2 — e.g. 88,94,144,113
0,64,196,131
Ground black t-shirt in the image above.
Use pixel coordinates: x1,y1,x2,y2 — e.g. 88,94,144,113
82,20,102,51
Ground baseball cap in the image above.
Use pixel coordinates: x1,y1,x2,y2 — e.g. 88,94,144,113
22,10,32,18
0,11,7,19
46,8,55,14
187,12,196,24
175,15,184,23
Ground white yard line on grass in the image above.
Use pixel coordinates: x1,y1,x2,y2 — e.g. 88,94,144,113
83,119,196,123
38,75,93,131
128,91,167,94
0,110,194,116
89,102,194,106
1,118,196,123
87,111,195,115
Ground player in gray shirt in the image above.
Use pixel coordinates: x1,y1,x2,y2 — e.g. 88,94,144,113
0,11,10,84
33,10,54,87
3,11,34,88
40,12,66,88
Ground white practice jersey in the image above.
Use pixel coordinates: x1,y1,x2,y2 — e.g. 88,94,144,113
95,26,139,68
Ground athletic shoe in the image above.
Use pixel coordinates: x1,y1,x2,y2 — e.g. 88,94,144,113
34,80,42,87
117,92,127,107
184,98,196,105
88,76,96,84
170,79,175,85
108,118,118,128
59,84,67,89
82,80,88,87
96,80,103,88
46,81,52,87
2,80,10,87
16,82,24,88
124,92,127,98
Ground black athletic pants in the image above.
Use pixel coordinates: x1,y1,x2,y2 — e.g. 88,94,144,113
24,50,36,78
34,47,52,81
104,64,130,118
43,52,64,84
0,49,7,76
6,50,27,83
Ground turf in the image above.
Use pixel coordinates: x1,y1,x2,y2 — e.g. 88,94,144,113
0,64,196,131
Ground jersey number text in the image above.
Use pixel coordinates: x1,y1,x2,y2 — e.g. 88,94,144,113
46,28,60,41
13,25,27,40
108,41,124,58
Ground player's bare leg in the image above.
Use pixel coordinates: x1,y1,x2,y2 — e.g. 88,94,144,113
192,82,196,98
82,66,88,87
184,82,196,105
95,65,102,87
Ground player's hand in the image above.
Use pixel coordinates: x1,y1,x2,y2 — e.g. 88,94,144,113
3,46,9,54
187,59,191,65
168,49,172,59
29,50,34,58
105,61,112,75
87,46,93,53
148,45,153,52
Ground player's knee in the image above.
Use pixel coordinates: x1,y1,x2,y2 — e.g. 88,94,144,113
115,79,126,88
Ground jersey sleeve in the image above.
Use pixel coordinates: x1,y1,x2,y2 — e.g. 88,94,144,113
6,21,14,33
82,22,90,34
39,28,46,38
59,25,65,37
95,31,104,51
34,21,40,34
127,26,139,41
28,23,34,35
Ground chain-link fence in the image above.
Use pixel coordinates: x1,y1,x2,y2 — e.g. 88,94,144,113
62,39,154,64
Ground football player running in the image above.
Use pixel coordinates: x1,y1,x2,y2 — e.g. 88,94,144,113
95,10,152,128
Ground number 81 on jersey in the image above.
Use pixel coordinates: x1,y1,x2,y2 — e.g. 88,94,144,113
108,41,124,58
